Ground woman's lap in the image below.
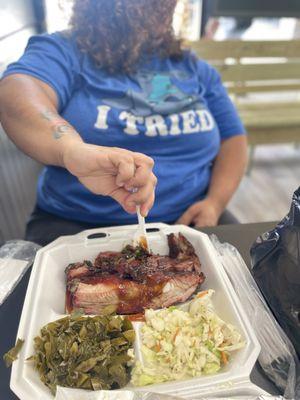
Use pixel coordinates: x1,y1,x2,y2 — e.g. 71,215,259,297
25,206,239,246
25,207,99,247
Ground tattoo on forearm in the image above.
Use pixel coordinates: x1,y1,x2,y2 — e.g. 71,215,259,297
41,109,76,139
52,124,75,139
42,110,57,121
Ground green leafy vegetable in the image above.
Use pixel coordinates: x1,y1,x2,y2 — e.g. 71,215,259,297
121,244,149,259
3,338,25,367
30,315,135,395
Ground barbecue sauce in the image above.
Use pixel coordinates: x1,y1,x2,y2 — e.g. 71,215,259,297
65,234,204,316
127,313,146,322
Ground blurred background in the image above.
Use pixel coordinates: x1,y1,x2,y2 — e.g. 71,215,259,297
1,0,300,241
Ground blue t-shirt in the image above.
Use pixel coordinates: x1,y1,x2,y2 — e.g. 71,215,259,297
3,33,246,224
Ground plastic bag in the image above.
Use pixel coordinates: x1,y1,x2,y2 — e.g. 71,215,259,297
55,388,183,399
250,188,300,359
54,387,284,400
0,240,40,305
211,236,300,400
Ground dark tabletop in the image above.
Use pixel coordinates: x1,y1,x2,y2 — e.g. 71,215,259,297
0,221,279,399
201,221,277,269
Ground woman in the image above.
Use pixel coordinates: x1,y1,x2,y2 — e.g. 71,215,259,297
0,0,247,246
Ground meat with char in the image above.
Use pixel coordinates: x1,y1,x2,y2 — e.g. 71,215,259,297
65,233,205,314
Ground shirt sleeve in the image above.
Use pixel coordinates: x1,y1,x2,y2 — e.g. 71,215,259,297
199,60,247,140
2,33,80,111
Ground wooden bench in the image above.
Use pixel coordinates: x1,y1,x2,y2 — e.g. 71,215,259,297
190,40,300,146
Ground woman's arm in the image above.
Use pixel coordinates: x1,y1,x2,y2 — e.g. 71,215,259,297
177,135,248,226
0,74,81,166
0,74,157,216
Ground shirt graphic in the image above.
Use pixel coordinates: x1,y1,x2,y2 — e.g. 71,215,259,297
103,70,204,117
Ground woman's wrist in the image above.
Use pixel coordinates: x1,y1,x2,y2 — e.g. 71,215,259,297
205,195,226,218
58,134,84,168
40,108,84,167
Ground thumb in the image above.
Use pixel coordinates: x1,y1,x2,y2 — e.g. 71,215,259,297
110,187,136,214
176,204,200,226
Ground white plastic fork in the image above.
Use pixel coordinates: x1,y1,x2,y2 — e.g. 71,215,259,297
133,205,150,251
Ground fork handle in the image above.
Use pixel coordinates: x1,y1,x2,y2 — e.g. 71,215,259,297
136,206,146,235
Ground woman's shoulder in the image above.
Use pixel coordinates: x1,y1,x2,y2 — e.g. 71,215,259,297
24,30,83,72
27,31,80,58
171,50,218,83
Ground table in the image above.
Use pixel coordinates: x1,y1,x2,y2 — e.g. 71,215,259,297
0,221,279,399
201,221,276,268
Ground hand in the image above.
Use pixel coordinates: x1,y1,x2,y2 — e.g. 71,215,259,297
62,141,157,216
176,199,223,228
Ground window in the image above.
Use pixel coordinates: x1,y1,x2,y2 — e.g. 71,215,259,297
44,0,73,33
44,0,201,40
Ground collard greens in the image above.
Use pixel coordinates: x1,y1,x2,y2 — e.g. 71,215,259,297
3,338,25,367
30,314,135,395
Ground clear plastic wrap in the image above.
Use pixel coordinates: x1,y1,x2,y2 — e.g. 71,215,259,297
54,387,285,400
0,240,40,305
55,388,183,399
211,236,300,400
55,387,284,400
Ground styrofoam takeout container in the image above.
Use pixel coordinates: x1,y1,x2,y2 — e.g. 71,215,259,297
11,224,264,399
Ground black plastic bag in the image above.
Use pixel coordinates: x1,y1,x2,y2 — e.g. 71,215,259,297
251,187,300,358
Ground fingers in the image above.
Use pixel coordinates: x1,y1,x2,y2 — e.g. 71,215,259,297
114,151,156,216
115,156,136,187
140,191,155,217
108,150,155,190
125,178,156,216
95,148,156,215
134,152,155,170
176,203,201,225
194,211,219,227
109,187,136,214
194,217,215,228
124,153,155,190
124,165,153,191
110,188,155,216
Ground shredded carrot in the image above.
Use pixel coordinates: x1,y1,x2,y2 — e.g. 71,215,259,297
173,328,180,343
197,290,209,298
221,351,228,365
154,343,161,352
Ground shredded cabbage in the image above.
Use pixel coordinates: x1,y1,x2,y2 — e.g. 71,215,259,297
131,290,245,386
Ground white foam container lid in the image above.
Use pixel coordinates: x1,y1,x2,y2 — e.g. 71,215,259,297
11,224,264,399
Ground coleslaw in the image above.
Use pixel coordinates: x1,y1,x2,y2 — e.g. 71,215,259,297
131,290,245,386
